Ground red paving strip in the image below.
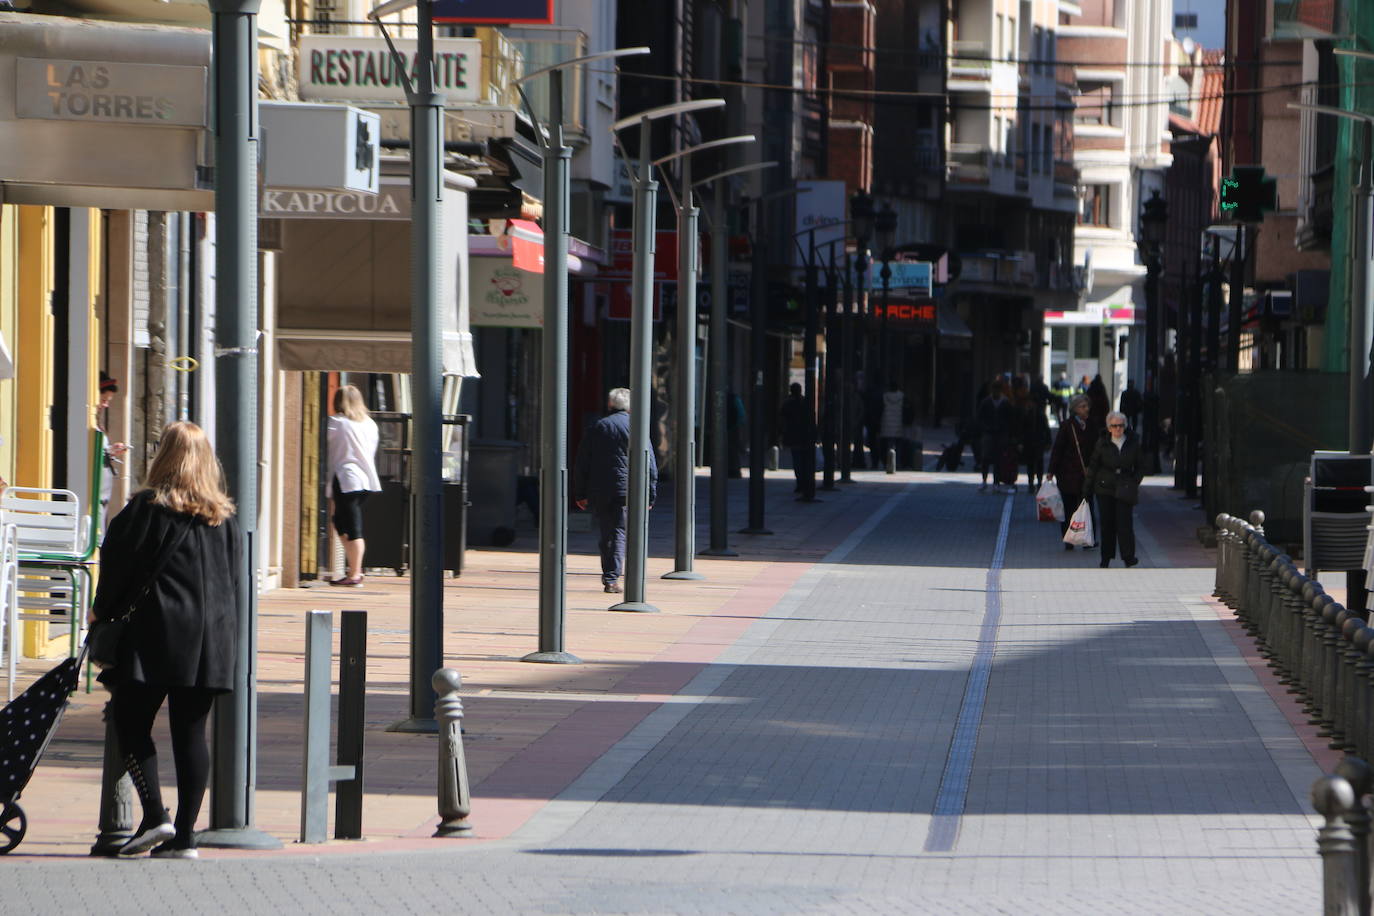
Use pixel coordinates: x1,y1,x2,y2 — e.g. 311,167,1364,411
1205,594,1344,775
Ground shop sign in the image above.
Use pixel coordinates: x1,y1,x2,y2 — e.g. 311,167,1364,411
470,258,543,327
298,36,481,103
793,179,846,268
874,300,936,326
260,184,409,219
867,261,933,296
433,0,555,24
15,57,207,127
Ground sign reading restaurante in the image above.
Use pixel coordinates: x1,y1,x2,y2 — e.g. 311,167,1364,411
297,36,481,103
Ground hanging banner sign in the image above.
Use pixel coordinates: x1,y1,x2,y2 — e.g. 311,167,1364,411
868,261,933,296
433,0,555,24
298,36,481,103
470,257,543,327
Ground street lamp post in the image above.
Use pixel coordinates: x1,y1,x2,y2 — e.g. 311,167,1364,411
653,135,756,576
1137,190,1168,476
692,161,778,553
610,98,725,613
874,202,897,385
848,190,874,475
515,47,649,661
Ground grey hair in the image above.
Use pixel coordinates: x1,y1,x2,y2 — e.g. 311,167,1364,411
607,388,631,411
1068,394,1090,412
1106,410,1127,426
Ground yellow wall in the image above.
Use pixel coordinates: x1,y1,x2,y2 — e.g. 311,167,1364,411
0,207,16,483
16,206,53,491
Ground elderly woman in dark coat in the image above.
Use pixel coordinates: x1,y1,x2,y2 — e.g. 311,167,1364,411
91,420,240,858
1047,394,1099,549
1086,410,1146,568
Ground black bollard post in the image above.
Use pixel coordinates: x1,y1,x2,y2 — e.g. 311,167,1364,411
89,699,133,856
1335,757,1373,916
1312,773,1362,916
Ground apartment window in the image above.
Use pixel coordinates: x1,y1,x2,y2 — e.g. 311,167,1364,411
1007,17,1017,61
995,14,1003,59
1033,26,1043,73
1080,184,1112,226
1042,124,1054,172
1075,81,1116,126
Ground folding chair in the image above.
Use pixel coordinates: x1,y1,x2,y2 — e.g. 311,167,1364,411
4,431,105,659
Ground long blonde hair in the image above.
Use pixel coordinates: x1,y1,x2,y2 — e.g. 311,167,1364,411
333,384,370,422
142,421,236,525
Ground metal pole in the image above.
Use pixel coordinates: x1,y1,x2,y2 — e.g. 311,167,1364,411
1348,126,1374,613
202,0,278,851
742,195,772,534
880,260,891,383
801,242,819,501
703,179,738,554
1226,223,1245,372
666,155,706,577
820,246,838,490
388,0,446,730
839,251,853,482
526,70,580,661
613,118,660,612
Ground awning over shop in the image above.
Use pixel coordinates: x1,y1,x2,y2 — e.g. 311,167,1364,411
269,166,479,376
0,12,214,211
937,301,973,339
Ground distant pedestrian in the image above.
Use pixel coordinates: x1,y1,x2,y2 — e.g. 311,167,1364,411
1047,394,1098,549
879,381,905,465
575,388,656,594
779,382,816,498
326,384,382,587
975,378,1016,493
1087,410,1144,568
1087,374,1109,428
1119,379,1143,432
1014,376,1050,489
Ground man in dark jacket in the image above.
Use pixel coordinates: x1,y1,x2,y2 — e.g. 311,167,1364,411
779,382,816,499
574,388,657,594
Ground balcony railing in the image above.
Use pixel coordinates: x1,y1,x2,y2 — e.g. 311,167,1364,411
950,40,992,78
948,143,990,182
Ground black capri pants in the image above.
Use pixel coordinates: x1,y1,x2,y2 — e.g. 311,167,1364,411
332,477,369,540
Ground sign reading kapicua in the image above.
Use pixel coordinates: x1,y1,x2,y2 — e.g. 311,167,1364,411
298,36,481,103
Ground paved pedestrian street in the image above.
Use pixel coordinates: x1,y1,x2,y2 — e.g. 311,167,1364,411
4,472,1328,914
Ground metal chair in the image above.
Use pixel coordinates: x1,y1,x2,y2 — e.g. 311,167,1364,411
0,524,19,702
4,431,105,659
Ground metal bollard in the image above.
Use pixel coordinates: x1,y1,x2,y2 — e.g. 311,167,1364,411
1313,773,1362,916
89,699,133,856
433,668,473,837
766,446,779,471
300,610,366,844
885,448,896,475
1214,514,1231,602
1304,582,1328,720
1341,619,1366,754
1352,629,1374,761
1336,757,1373,916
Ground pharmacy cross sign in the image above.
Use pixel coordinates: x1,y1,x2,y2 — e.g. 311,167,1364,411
1219,165,1277,223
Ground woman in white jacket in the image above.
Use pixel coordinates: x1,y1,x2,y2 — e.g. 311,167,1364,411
326,384,382,586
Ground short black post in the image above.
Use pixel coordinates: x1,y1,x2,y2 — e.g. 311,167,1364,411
1313,773,1361,916
335,610,367,840
1335,757,1372,916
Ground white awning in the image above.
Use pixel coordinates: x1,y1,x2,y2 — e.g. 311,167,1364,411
271,167,479,377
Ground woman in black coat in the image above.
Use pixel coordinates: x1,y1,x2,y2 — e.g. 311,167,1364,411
1047,394,1099,548
91,421,240,858
1086,410,1145,568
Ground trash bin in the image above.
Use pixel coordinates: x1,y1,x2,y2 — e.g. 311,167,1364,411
468,440,521,546
1303,450,1373,578
354,413,470,576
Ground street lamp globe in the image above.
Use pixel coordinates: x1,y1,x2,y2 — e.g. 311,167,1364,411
874,202,898,258
850,189,874,247
1138,189,1168,255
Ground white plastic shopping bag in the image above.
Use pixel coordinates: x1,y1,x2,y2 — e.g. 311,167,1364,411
1036,479,1064,522
1063,498,1095,547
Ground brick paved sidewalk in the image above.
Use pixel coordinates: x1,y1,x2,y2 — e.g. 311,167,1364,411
5,469,900,859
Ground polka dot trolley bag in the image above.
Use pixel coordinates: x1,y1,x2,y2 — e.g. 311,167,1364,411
0,650,83,854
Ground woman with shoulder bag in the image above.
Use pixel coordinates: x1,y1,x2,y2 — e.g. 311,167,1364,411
88,421,240,859
1046,394,1099,550
1086,410,1145,568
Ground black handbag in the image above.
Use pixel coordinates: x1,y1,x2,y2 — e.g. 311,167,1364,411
87,518,193,669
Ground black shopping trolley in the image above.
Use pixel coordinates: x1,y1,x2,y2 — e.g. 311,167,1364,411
0,648,85,854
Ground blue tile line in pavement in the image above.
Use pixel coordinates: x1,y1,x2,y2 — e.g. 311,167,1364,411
923,492,1013,853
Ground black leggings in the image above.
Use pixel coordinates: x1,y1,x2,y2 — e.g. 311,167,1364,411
112,682,216,840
